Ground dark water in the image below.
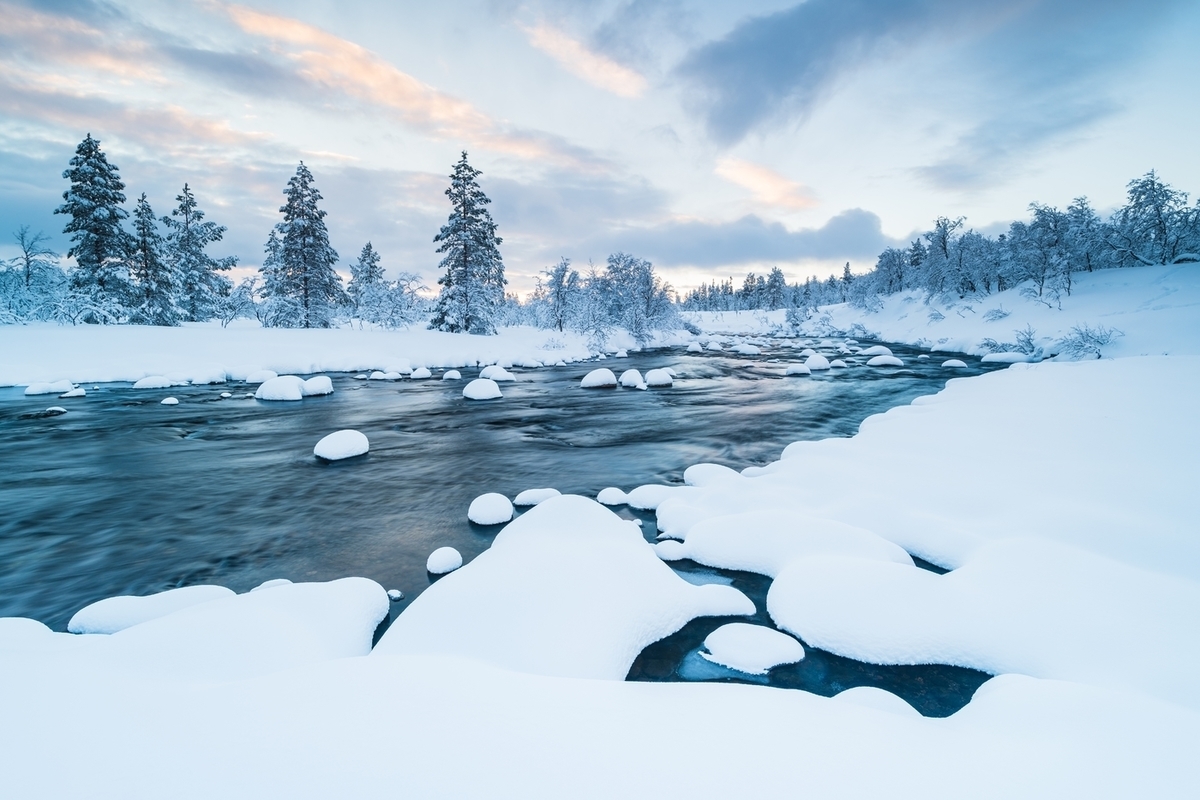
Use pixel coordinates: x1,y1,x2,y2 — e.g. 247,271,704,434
0,339,1001,711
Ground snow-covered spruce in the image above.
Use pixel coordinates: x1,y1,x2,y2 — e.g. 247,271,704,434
701,623,805,675
426,547,464,575
581,368,617,388
314,430,369,461
463,378,502,400
514,488,561,507
468,492,514,525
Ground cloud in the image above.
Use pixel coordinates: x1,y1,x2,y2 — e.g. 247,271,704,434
522,22,647,97
714,157,816,211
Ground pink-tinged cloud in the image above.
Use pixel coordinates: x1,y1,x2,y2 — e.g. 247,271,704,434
522,23,647,98
715,157,818,211
224,4,604,171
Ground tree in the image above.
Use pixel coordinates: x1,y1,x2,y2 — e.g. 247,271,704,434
55,133,131,321
259,163,345,328
765,267,787,310
1107,171,1200,266
9,227,59,289
162,184,235,322
347,242,384,314
128,194,179,326
538,257,581,332
0,226,65,323
429,151,506,335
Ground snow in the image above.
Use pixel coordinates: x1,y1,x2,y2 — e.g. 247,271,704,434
866,355,904,367
785,363,811,376
132,375,175,389
219,391,232,398
407,367,429,379
463,378,502,400
687,341,703,352
369,370,402,380
860,345,893,357
387,589,404,601
982,352,1033,363
581,368,617,388
426,547,463,575
313,430,369,461
245,369,278,383
683,463,741,487
597,487,628,505
251,578,292,592
302,375,334,396
619,368,643,387
59,387,85,397
442,369,461,380
942,359,968,368
42,406,67,415
829,359,848,368
479,364,515,381
805,354,830,370
68,585,236,634
255,375,306,401
514,488,562,506
644,368,673,387
833,686,920,717
733,343,760,355
701,623,805,674
614,349,628,358
24,379,74,395
468,492,514,525
160,397,179,405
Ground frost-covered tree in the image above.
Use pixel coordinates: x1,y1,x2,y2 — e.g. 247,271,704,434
1107,171,1200,267
55,133,131,322
537,257,581,332
575,263,614,351
429,152,506,335
128,194,179,327
764,267,787,310
0,227,65,323
260,163,345,328
162,184,235,322
603,252,676,345
347,242,384,313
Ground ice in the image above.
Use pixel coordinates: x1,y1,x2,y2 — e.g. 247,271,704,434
597,487,628,505
514,488,562,506
785,363,811,376
250,579,292,592
245,369,277,384
463,378,502,400
410,367,432,379
24,379,75,395
59,387,86,397
468,492,514,524
833,686,920,717
160,397,179,405
700,623,805,674
619,368,643,387
644,368,673,387
375,495,755,679
442,369,461,380
687,342,703,352
132,375,175,389
860,345,893,357
942,359,968,368
302,375,333,396
68,585,236,634
805,354,830,370
581,368,617,388
866,355,904,367
426,546,463,574
255,375,306,401
313,429,369,461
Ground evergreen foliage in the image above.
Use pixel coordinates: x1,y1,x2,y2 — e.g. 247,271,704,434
162,184,235,322
128,194,178,326
347,242,426,329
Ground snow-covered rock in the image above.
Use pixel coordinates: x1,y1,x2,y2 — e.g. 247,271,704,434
442,370,461,380
866,355,904,367
581,368,617,388
387,589,404,601
59,387,86,398
830,359,848,368
25,380,75,396
133,375,175,389
860,345,893,357
918,354,931,360
597,487,628,505
785,363,811,376
800,348,817,357
733,344,761,355
410,367,432,380
426,547,463,575
68,585,236,634
943,359,968,368
245,369,277,384
645,368,673,387
614,349,628,358
619,369,644,388
514,488,562,506
479,365,511,381
313,429,369,461
463,378,502,400
160,397,179,405
805,354,830,370
468,492,514,525
302,375,334,396
683,463,741,487
701,623,805,674
706,341,724,351
219,391,232,398
255,375,306,401
687,342,703,352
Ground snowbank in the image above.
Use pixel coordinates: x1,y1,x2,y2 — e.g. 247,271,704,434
313,430,369,461
68,585,236,634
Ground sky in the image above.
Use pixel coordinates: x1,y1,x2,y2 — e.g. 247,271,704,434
0,0,1197,296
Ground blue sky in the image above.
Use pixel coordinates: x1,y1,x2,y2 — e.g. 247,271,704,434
1,0,1197,294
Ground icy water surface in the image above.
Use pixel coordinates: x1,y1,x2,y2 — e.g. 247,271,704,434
1,341,1000,710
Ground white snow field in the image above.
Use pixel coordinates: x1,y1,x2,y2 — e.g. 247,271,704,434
313,430,369,461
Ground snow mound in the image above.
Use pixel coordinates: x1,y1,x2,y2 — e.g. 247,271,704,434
627,483,679,510
219,391,232,398
256,375,306,401
68,585,236,634
706,341,724,351
866,355,904,367
463,378,502,400
701,623,805,674
800,348,817,357
387,589,404,601
405,367,428,380
645,368,673,387
302,375,334,396
619,369,644,388
514,488,562,506
442,370,461,380
161,397,179,405
245,369,277,384
614,349,628,358
733,344,760,355
60,387,86,398
581,368,617,388
943,359,968,368
250,579,292,592
42,406,67,416
479,365,512,380
314,429,369,461
683,463,741,487
830,359,848,368
375,495,755,679
597,487,628,505
805,354,830,370
785,363,811,376
917,354,931,360
687,342,703,352
133,375,175,389
468,492,514,525
981,352,1033,363
24,379,75,396
369,371,402,380
834,686,920,716
860,345,893,357
427,547,463,575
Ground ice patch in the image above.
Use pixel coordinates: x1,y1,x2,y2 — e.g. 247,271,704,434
866,355,904,367
514,488,561,506
68,585,236,634
701,623,804,674
581,368,617,388
468,492,514,525
427,547,463,575
645,368,673,387
255,375,306,401
314,429,369,461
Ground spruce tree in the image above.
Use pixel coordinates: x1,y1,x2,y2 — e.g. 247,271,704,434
429,152,505,335
128,194,178,326
260,163,344,328
162,183,235,322
347,241,384,313
54,133,131,321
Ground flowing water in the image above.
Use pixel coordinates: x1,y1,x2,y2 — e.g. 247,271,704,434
0,340,1002,712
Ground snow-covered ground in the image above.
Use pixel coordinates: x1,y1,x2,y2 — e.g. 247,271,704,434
2,264,1199,796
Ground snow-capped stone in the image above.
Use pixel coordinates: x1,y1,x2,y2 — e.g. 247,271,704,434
302,375,334,396
314,429,369,461
59,387,86,398
245,369,277,384
426,547,463,575
133,376,174,389
479,365,507,380
917,354,931,360
619,369,644,388
614,349,628,358
581,368,618,388
514,488,562,506
683,463,741,487
468,492,514,525
353,374,368,379
442,370,461,380
24,380,75,396
800,348,817,358
387,589,404,601
701,623,805,674
68,585,236,634
860,345,893,357
687,342,704,352
830,359,848,368
785,363,811,376
597,487,628,505
160,397,179,406
805,354,830,370
943,359,968,368
410,367,432,380
219,392,232,398
706,341,724,351
250,579,292,593
463,378,502,400
256,375,306,401
733,343,761,355
867,355,904,367
645,368,673,387
42,406,67,416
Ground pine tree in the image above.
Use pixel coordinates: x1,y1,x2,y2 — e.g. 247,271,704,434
539,257,580,332
347,241,384,313
260,163,345,328
162,184,235,322
429,151,505,335
128,194,178,326
54,133,131,321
